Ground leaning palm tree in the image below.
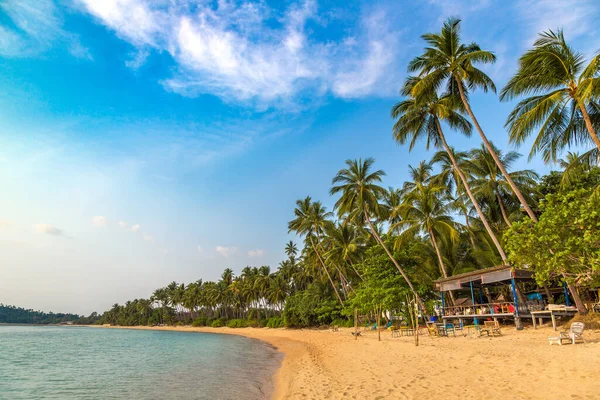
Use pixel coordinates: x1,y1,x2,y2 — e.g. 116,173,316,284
393,180,459,283
330,158,427,313
469,144,539,228
408,17,538,221
501,30,600,162
392,83,508,263
288,197,344,305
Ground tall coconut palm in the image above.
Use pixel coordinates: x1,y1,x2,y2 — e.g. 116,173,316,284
393,180,459,283
330,158,427,313
285,240,298,260
469,144,539,228
408,17,538,221
323,223,365,282
501,30,600,162
288,197,344,305
392,84,508,263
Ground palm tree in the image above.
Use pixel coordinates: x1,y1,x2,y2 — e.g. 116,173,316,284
285,241,298,259
323,223,365,282
393,180,459,283
559,151,596,188
408,17,538,221
501,30,600,162
469,144,539,228
288,197,344,305
392,83,508,263
330,158,427,313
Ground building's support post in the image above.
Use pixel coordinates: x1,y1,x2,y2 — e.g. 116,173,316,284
440,291,445,317
511,277,523,330
470,281,478,325
563,282,571,307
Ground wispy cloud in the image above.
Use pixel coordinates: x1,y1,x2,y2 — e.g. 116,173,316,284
142,232,154,242
77,0,399,106
215,246,237,258
33,223,64,236
0,0,91,59
118,221,128,229
91,216,107,226
248,249,265,257
130,224,140,232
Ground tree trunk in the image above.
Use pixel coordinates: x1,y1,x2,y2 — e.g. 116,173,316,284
579,101,600,151
454,76,538,222
567,281,587,314
364,208,428,315
309,236,344,305
435,119,509,263
348,259,365,282
463,209,476,248
496,192,513,227
428,228,455,304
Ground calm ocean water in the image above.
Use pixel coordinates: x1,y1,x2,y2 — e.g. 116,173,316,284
0,326,282,400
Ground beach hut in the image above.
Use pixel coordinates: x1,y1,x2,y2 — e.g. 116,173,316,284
433,265,577,330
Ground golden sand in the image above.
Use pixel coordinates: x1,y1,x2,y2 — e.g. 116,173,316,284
100,324,600,399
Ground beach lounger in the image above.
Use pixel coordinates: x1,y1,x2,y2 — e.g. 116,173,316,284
549,322,585,345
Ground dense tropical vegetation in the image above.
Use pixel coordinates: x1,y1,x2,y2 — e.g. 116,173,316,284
80,18,600,327
0,304,81,324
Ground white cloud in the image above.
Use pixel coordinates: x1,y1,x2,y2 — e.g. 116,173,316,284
0,0,91,58
142,232,154,242
91,216,107,227
248,249,265,257
77,0,399,106
197,246,204,255
130,224,140,232
215,246,237,258
33,223,64,236
118,221,128,229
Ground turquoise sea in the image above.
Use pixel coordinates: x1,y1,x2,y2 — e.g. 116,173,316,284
0,326,282,399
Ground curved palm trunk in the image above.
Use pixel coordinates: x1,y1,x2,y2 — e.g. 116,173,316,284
579,102,600,150
348,259,365,282
309,236,344,305
496,192,513,227
454,77,538,222
463,209,476,248
435,119,509,263
364,207,428,315
428,228,455,304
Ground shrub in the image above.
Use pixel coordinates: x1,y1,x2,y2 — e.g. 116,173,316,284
192,317,207,327
266,317,284,328
210,318,225,328
330,318,353,328
226,319,249,328
284,284,342,327
247,320,260,328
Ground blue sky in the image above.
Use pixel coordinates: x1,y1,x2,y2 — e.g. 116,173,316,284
1,0,599,314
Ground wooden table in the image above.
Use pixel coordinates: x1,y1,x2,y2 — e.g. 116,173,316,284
530,309,578,331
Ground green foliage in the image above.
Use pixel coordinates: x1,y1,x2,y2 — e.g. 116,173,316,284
226,319,249,328
210,318,226,328
283,284,341,327
347,240,429,314
330,318,354,328
247,320,260,328
192,317,207,327
0,304,81,325
266,317,284,328
505,188,600,286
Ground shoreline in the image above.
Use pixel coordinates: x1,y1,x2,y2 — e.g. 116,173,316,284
87,324,600,399
89,325,301,400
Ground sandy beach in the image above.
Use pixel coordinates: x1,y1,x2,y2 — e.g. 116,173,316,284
101,324,600,400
